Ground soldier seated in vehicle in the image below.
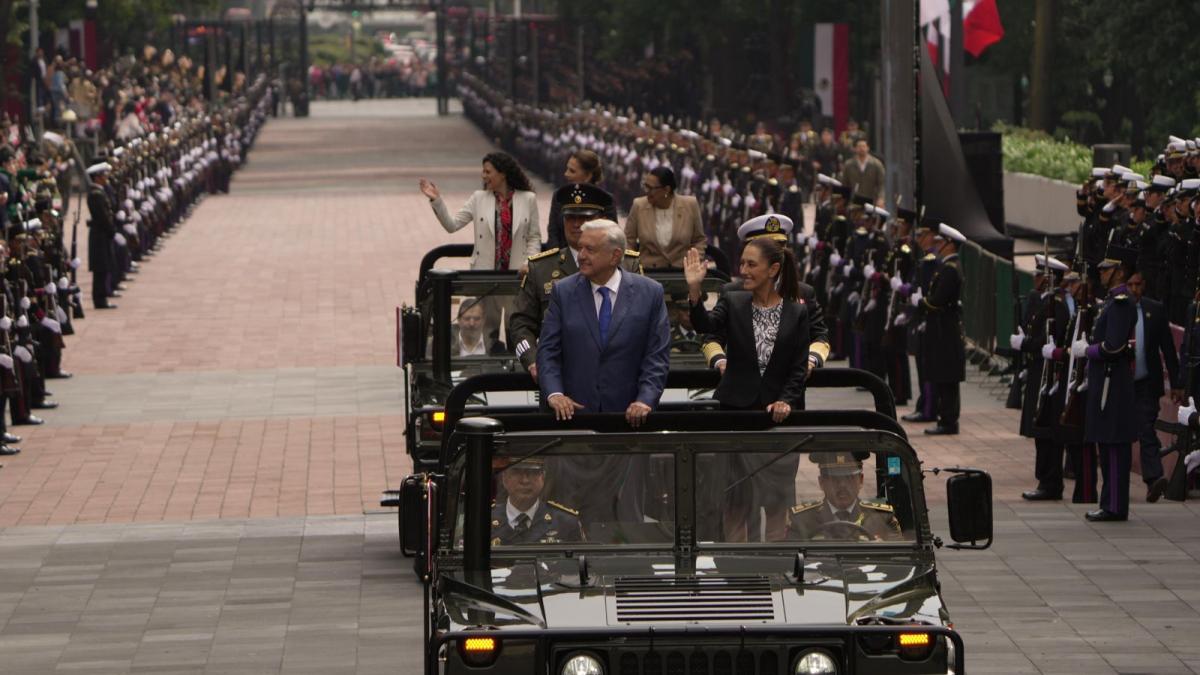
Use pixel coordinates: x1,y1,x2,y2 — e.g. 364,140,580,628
787,452,903,541
492,457,584,545
448,297,507,357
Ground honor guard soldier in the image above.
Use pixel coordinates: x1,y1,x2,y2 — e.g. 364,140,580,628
918,223,966,435
880,207,918,406
491,457,584,546
507,183,641,379
901,218,943,423
85,162,118,310
1014,255,1071,501
787,452,902,541
1074,247,1139,522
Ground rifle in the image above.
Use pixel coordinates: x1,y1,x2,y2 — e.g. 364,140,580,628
1157,288,1200,501
67,139,88,319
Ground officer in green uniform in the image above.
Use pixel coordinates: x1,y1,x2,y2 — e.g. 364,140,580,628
787,452,902,541
491,457,584,545
508,183,641,380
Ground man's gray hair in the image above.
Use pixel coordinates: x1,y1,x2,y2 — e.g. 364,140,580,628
581,219,627,252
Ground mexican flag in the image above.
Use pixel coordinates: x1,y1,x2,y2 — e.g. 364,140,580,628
797,23,849,133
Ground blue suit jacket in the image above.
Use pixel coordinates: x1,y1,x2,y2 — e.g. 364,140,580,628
537,271,671,412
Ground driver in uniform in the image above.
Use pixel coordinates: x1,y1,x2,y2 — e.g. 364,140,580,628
787,452,902,541
491,457,584,545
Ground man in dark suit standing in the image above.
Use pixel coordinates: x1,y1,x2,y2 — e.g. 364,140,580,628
1127,270,1182,503
537,219,671,426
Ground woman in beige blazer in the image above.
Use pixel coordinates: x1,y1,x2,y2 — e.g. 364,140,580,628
624,166,706,269
418,152,542,273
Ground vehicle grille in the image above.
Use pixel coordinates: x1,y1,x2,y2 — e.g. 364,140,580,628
612,575,775,623
612,647,784,675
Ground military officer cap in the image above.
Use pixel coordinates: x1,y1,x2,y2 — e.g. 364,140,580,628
832,185,851,200
816,173,842,188
896,207,918,224
556,182,613,217
1090,167,1109,178
936,222,966,243
1149,175,1176,192
737,214,793,242
1179,178,1200,194
1166,141,1187,159
915,216,939,234
86,162,112,176
867,205,890,220
810,451,867,476
1098,245,1136,270
1034,254,1068,273
494,455,546,473
1107,164,1131,180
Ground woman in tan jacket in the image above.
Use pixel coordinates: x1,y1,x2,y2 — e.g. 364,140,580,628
624,166,706,269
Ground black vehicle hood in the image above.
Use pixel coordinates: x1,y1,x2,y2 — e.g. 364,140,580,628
439,552,947,632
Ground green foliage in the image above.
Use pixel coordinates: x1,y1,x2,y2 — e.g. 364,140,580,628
993,123,1092,184
308,33,385,67
36,0,222,57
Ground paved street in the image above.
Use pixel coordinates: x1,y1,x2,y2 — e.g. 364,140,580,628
0,99,1198,674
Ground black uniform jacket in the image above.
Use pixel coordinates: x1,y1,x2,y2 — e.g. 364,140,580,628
691,291,811,408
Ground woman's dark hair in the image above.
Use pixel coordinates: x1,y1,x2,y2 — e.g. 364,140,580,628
746,238,801,302
649,166,676,192
570,149,603,183
482,151,532,192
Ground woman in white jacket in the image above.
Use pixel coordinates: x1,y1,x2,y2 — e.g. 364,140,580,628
419,152,541,274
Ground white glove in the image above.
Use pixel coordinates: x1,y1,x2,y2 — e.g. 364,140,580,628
830,252,842,267
1041,343,1056,360
16,315,28,328
1186,449,1200,475
864,264,876,278
0,317,10,331
1009,329,1025,351
114,233,127,246
57,277,69,290
41,318,61,334
894,313,910,327
810,265,822,278
863,299,877,313
890,275,903,291
847,292,861,306
807,235,819,248
909,288,923,307
54,307,67,324
124,224,137,235
0,354,12,370
1070,339,1089,359
71,258,81,270
1178,397,1196,427
44,282,56,296
13,345,32,363
19,297,29,310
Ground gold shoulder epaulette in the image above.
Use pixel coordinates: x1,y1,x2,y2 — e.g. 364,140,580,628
791,501,821,514
547,501,579,516
529,248,559,262
624,249,641,257
1114,293,1129,301
900,244,911,254
922,253,937,261
860,501,895,513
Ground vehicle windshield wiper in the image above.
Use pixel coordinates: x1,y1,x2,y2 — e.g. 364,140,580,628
494,438,563,475
723,434,815,493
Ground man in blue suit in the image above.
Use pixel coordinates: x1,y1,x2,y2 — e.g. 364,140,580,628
537,219,671,428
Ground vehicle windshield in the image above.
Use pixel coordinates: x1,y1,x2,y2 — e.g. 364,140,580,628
450,431,919,550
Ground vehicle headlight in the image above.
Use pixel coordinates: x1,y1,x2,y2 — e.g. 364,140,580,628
794,649,838,675
560,652,605,675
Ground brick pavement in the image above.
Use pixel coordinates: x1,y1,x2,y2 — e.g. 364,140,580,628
0,99,1197,673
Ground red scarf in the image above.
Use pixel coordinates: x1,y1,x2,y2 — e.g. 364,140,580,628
494,191,514,269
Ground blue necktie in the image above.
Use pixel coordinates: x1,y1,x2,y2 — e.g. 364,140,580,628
597,287,612,347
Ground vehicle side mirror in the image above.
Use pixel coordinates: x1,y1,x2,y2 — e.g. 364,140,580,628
399,305,423,366
944,468,992,550
399,474,429,558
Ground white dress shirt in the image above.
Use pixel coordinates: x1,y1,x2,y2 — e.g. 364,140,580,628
589,268,622,317
458,332,486,356
654,206,674,250
506,499,540,528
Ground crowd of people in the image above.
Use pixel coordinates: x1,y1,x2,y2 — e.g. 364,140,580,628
308,58,438,101
2,47,273,460
1010,137,1200,522
458,73,880,270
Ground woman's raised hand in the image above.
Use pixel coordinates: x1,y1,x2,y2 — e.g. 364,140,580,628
418,178,440,201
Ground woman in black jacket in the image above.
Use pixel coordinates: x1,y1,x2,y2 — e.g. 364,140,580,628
684,219,811,541
685,234,811,420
